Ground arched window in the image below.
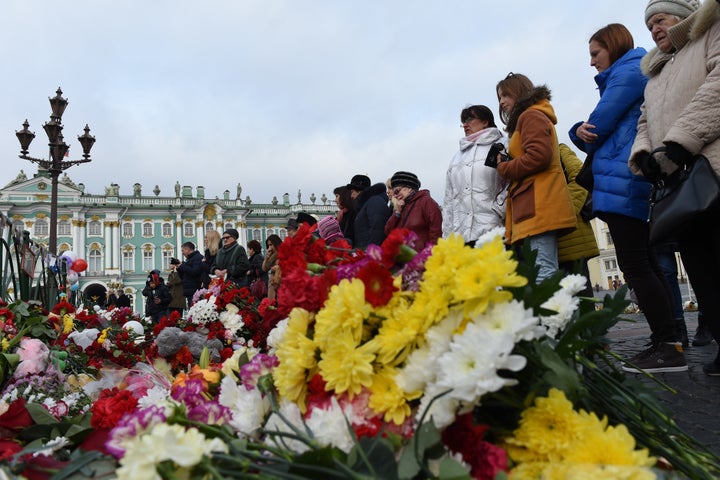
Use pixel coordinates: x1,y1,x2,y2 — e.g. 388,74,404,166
162,249,174,270
88,248,102,274
33,219,48,236
184,222,194,237
224,223,234,231
252,228,261,241
279,228,287,240
58,220,71,236
143,222,153,237
122,222,133,237
205,222,214,232
266,228,275,236
88,220,102,236
162,222,172,237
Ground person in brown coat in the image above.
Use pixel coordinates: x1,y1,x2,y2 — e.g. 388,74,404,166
495,73,576,281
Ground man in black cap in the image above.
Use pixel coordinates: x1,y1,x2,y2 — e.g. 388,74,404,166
210,228,250,287
346,174,391,249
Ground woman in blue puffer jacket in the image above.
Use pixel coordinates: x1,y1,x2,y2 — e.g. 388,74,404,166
569,23,684,372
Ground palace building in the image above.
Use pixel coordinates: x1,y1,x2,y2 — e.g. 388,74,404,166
0,168,336,311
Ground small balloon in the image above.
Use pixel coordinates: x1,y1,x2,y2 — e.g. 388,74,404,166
61,250,77,262
69,282,80,291
71,258,88,272
66,271,79,285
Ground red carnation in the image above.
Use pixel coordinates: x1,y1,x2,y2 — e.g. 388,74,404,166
441,413,507,480
356,261,397,307
0,439,22,461
0,398,34,431
90,388,138,429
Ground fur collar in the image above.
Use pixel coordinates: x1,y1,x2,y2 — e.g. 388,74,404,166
641,1,720,77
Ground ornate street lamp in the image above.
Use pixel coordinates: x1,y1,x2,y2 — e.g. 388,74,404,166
15,87,95,256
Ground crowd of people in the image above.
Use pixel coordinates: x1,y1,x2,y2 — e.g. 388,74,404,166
128,0,720,377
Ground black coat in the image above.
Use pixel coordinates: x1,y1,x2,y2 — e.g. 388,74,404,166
353,183,391,249
176,250,204,297
142,281,171,315
247,252,268,285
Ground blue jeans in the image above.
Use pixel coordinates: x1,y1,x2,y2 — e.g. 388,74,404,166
528,231,558,282
654,249,684,321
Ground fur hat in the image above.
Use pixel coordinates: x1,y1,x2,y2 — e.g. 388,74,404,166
287,218,299,230
390,171,421,191
296,212,317,226
347,174,371,191
223,228,239,240
645,0,700,23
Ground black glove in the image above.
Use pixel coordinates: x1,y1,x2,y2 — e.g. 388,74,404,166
664,142,692,167
636,152,662,182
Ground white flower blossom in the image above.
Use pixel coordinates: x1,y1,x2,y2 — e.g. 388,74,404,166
219,309,244,334
264,400,310,454
33,436,70,457
305,397,355,453
474,227,506,248
218,376,269,437
187,296,220,326
266,318,289,355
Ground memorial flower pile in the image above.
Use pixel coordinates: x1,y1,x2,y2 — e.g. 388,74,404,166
0,225,718,479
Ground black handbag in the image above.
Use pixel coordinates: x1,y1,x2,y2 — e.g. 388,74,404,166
648,149,720,244
575,154,594,191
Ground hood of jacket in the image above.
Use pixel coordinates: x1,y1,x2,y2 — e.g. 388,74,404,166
355,182,388,208
459,127,504,151
595,47,648,94
642,1,720,76
507,85,553,134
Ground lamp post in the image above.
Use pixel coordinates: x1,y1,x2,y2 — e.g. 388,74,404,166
15,87,95,256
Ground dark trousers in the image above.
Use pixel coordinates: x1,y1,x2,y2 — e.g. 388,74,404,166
678,212,720,359
654,248,684,320
604,213,676,343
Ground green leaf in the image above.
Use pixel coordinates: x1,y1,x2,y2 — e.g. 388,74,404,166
26,402,59,425
347,436,398,480
436,455,472,479
534,342,583,399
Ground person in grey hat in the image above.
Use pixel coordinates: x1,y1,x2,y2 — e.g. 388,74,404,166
210,228,250,287
385,171,442,249
346,174,391,249
629,0,720,375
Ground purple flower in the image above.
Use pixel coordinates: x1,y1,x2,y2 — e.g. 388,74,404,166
107,405,166,458
171,378,206,409
241,354,279,390
187,401,231,424
401,244,432,292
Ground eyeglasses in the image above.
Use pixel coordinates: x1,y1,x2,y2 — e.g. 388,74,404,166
462,117,478,125
221,236,231,241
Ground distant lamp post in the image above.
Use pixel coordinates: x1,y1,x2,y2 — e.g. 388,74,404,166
15,87,95,256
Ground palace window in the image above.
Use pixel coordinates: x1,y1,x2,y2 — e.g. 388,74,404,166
88,248,102,274
88,220,102,236
122,222,133,237
33,219,48,236
122,249,134,272
58,220,71,236
279,228,287,240
162,249,174,270
142,222,153,237
184,222,194,237
224,223,234,232
162,222,172,237
205,222,215,232
142,247,154,271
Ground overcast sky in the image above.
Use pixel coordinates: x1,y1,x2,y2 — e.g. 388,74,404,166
0,1,654,205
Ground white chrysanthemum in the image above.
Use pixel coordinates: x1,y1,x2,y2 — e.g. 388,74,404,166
33,436,70,457
540,289,579,338
474,226,506,248
305,397,355,453
218,376,270,437
415,383,460,430
474,300,543,342
266,318,289,355
436,324,525,403
264,400,309,454
219,309,244,333
187,296,220,326
560,273,590,296
116,424,227,480
68,328,100,350
137,385,171,409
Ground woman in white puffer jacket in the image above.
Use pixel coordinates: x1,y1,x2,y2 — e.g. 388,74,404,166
442,104,507,245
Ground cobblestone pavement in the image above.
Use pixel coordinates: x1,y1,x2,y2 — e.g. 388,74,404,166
606,305,720,457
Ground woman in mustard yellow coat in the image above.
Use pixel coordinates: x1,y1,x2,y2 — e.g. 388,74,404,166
495,73,576,281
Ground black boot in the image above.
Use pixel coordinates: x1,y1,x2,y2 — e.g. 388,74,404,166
676,318,689,348
692,311,713,347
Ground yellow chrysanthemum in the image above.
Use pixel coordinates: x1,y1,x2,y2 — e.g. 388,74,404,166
506,388,585,462
508,461,547,479
317,331,376,397
372,312,424,366
540,463,656,480
97,328,110,344
314,279,372,350
368,366,411,425
1,338,9,352
62,314,75,334
273,308,318,411
563,421,655,468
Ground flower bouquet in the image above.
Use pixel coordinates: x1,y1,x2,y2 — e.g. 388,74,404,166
0,225,718,479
